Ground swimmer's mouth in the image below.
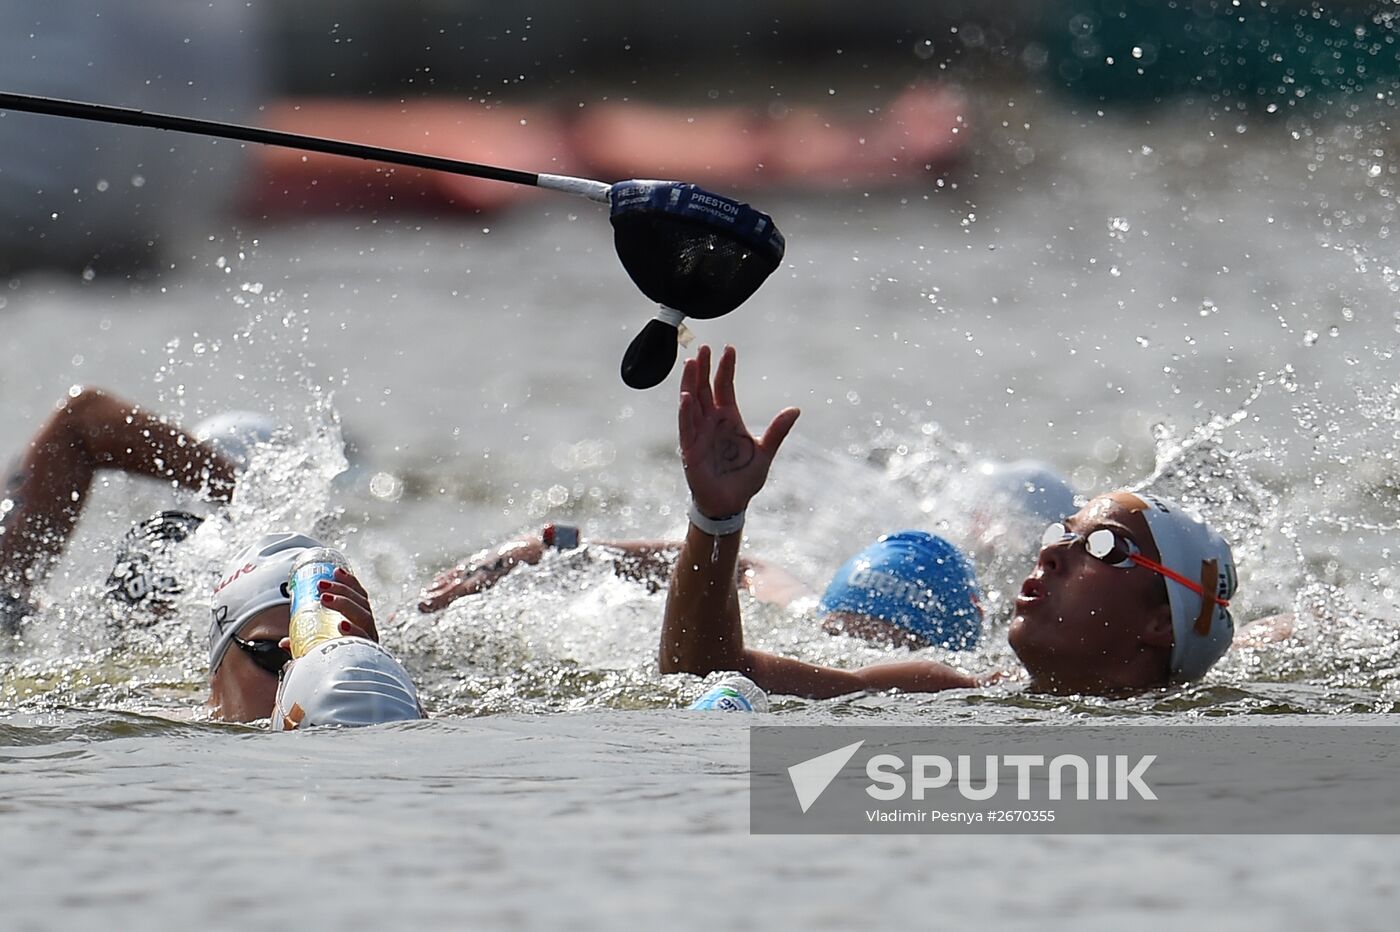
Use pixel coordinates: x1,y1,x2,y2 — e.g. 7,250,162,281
1016,577,1048,612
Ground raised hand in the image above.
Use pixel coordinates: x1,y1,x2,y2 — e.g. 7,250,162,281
678,345,800,519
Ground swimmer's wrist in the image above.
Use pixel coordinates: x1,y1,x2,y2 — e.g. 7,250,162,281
688,501,746,537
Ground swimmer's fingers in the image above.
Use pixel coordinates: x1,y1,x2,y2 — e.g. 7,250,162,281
758,406,801,459
712,344,737,409
337,617,376,641
678,391,711,457
333,567,369,600
692,344,715,416
320,577,379,642
678,354,716,468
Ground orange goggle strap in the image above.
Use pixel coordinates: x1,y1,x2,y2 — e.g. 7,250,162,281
1128,552,1229,634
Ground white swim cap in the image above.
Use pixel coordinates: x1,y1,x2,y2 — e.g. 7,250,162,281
967,460,1076,523
194,410,279,469
1116,492,1238,681
272,637,424,729
208,532,323,674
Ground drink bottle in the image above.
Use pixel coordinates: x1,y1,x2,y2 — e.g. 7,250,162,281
288,547,352,658
688,674,769,712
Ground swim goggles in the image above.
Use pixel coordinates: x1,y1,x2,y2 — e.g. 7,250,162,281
1040,522,1230,608
230,634,293,676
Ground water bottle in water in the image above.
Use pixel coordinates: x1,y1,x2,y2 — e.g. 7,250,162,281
688,674,769,712
288,547,352,658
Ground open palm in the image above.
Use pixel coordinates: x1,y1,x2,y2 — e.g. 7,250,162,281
678,345,800,519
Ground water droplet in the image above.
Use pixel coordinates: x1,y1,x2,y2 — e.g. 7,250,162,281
368,472,403,502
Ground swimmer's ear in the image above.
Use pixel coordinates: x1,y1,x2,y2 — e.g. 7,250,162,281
1140,612,1174,649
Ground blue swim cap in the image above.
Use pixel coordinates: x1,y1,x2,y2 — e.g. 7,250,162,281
818,531,983,650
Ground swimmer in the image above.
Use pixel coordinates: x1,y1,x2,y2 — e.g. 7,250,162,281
0,389,420,727
1,388,238,629
208,532,423,727
659,345,1248,698
814,531,982,650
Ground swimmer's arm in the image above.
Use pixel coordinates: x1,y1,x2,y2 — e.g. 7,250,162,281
418,537,545,612
661,524,747,674
660,344,801,674
1,388,236,600
418,535,700,611
739,651,979,699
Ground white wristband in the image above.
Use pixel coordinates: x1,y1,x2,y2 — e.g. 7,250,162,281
688,501,746,537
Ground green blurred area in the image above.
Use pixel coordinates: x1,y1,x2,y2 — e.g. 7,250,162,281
267,1,1399,111
1036,0,1399,109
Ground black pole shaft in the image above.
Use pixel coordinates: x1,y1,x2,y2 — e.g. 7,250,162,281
0,91,541,188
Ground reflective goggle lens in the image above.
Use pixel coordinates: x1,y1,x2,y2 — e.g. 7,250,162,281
1041,522,1138,567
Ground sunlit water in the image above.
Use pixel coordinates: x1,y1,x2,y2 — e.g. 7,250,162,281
3,91,1400,926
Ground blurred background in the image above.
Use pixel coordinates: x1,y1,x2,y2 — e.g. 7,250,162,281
5,4,1400,930
4,0,1396,271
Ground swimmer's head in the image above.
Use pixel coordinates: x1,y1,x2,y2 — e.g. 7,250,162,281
273,636,424,730
1131,493,1237,680
1009,492,1236,693
194,410,279,470
957,460,1076,560
208,532,322,675
818,531,982,650
965,460,1076,524
105,510,205,616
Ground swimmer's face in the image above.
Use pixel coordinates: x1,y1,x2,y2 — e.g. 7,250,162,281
207,604,290,723
1007,494,1174,694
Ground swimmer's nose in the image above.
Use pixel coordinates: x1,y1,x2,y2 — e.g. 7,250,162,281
1034,543,1064,576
